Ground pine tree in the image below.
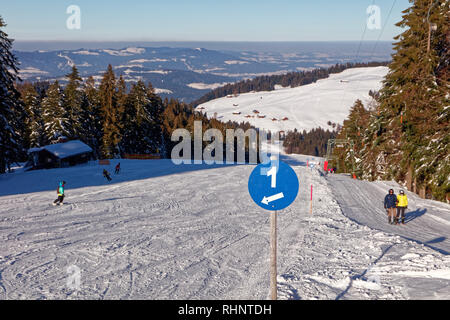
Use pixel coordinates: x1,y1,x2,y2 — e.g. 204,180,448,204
41,81,70,144
284,128,335,157
63,65,83,138
332,100,370,174
20,83,44,148
338,0,449,201
99,65,122,158
372,0,448,197
146,81,165,152
121,81,163,154
80,76,102,157
116,75,127,124
0,16,25,173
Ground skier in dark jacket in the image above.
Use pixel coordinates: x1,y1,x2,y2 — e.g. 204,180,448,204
384,189,397,224
115,162,121,174
103,169,112,181
53,181,66,206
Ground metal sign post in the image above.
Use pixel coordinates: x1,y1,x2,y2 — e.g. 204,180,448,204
248,161,299,300
270,210,277,300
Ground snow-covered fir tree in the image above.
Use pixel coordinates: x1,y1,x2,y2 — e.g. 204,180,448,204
63,65,83,138
121,80,164,154
41,81,70,144
0,16,25,173
20,83,44,148
334,0,449,201
80,76,103,158
99,65,123,159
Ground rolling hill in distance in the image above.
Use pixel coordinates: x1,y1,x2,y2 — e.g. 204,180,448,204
197,66,388,133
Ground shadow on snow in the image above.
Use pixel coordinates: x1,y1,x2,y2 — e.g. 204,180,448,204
0,159,246,197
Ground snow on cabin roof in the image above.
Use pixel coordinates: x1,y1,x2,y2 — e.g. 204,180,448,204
28,147,44,153
28,140,92,159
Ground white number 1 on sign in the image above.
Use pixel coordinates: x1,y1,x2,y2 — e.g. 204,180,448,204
267,166,277,188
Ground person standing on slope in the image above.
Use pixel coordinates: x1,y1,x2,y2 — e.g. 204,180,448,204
53,181,66,206
384,189,397,225
396,190,408,225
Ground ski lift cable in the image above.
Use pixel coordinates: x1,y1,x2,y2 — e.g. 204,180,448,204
354,0,374,60
371,0,398,58
337,0,376,112
368,0,398,120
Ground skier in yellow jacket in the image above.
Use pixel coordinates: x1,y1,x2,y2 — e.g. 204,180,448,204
396,190,408,225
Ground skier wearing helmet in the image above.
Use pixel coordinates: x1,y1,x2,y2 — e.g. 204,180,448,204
53,181,66,206
384,189,397,225
396,190,408,225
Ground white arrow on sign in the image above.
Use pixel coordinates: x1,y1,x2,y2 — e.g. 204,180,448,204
261,192,285,205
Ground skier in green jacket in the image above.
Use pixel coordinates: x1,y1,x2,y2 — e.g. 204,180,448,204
53,181,66,206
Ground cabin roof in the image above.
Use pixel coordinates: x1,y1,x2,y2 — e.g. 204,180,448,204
28,140,93,159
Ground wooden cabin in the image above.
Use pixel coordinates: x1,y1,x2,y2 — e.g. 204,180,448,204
27,140,93,170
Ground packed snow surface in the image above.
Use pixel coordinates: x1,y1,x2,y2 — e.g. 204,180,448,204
0,155,449,300
197,67,388,132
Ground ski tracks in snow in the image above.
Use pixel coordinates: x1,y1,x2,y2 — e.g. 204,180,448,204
0,165,275,299
327,174,450,255
275,161,450,300
0,158,449,299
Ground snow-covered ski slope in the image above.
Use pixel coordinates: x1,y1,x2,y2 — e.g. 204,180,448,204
1,157,449,300
328,175,450,255
197,67,388,132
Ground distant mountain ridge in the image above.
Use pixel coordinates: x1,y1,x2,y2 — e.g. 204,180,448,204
14,45,392,102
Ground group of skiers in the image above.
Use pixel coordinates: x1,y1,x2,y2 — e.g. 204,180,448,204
52,164,410,229
384,189,408,225
52,163,121,205
103,163,120,182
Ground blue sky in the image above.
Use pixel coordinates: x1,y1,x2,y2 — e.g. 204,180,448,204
1,0,410,42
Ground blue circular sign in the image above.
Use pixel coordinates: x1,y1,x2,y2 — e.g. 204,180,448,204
248,160,299,211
